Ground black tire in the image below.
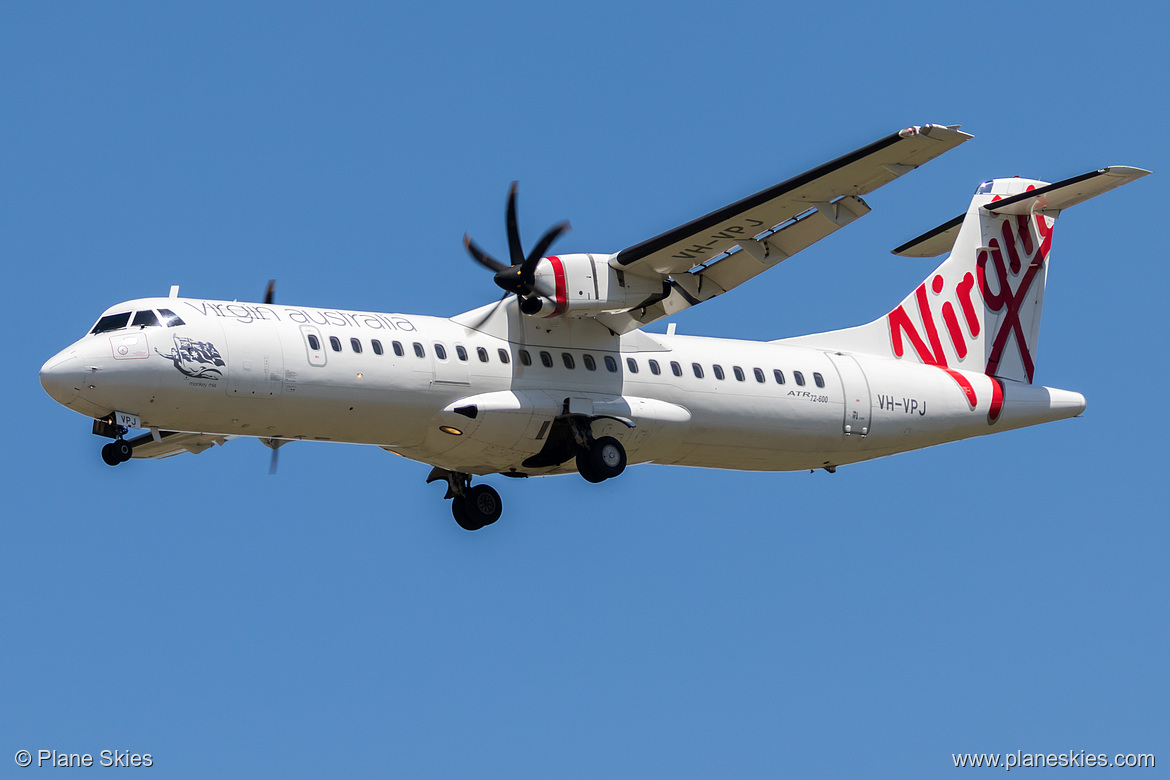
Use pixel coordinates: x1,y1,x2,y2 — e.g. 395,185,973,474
451,496,483,531
588,436,626,479
101,442,121,466
114,439,133,462
466,484,502,527
576,451,607,483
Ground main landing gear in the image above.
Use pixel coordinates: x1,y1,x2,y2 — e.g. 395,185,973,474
427,468,502,531
575,435,627,484
425,421,629,530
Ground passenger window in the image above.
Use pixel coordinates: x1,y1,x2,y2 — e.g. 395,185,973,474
498,349,510,364
671,361,683,377
774,369,785,385
626,357,639,374
330,336,342,352
456,345,468,361
90,312,131,334
814,372,825,388
583,354,596,371
393,341,404,357
372,339,383,355
350,338,363,354
794,371,805,386
649,359,661,375
733,366,745,381
754,368,765,383
434,343,447,360
308,334,321,351
562,353,575,369
477,347,489,363
413,342,425,358
540,351,553,368
519,350,532,366
157,308,185,327
713,365,725,380
132,310,160,328
604,355,618,372
692,363,704,379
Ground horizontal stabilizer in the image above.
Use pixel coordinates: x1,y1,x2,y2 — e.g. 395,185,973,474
984,166,1150,215
892,213,964,257
892,166,1151,257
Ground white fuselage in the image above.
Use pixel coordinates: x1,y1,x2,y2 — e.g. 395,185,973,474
40,296,1086,476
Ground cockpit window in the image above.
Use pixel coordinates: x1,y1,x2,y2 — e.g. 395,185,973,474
90,312,132,335
976,181,994,194
157,308,185,327
131,310,160,328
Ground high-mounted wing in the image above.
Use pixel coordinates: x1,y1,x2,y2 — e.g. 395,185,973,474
595,124,971,333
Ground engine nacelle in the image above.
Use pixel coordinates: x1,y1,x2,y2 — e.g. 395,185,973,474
522,253,665,318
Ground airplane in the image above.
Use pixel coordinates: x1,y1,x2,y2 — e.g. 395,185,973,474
39,124,1148,530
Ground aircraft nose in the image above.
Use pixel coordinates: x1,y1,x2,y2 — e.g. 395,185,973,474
40,349,82,405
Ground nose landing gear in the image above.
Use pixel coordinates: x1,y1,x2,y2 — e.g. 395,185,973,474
427,468,502,531
101,439,133,466
93,415,134,466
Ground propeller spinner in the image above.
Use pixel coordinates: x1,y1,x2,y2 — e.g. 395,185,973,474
463,182,569,314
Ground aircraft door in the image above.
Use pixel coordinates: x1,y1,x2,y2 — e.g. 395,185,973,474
826,352,871,436
226,321,285,398
300,325,327,367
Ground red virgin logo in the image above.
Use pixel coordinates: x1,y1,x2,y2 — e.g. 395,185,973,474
886,191,1051,423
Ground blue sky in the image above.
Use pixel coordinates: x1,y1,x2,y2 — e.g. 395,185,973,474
3,2,1167,777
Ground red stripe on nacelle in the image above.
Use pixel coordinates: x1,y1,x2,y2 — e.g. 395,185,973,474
544,255,568,318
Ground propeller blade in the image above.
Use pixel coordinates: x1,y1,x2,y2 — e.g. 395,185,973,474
463,234,508,273
268,447,279,475
505,182,524,267
525,220,571,269
466,291,511,331
264,280,276,305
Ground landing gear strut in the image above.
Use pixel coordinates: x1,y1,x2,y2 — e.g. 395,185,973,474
94,415,133,466
427,468,502,531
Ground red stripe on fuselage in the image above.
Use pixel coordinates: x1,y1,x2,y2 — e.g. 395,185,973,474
988,376,1005,424
941,368,977,409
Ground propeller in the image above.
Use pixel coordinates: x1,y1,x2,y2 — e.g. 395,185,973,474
463,182,569,313
261,437,287,474
261,279,283,474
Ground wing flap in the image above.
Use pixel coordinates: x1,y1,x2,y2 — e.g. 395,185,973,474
700,195,871,292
